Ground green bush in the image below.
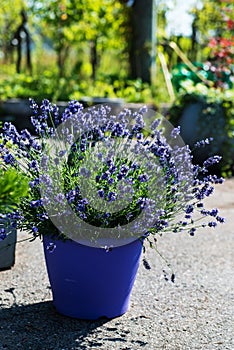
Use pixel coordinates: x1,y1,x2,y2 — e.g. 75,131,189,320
0,73,163,104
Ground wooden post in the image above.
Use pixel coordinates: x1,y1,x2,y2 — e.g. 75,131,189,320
129,0,156,84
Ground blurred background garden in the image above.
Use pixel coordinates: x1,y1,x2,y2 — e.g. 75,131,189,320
0,0,233,175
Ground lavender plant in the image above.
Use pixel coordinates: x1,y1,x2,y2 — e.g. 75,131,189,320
0,99,225,265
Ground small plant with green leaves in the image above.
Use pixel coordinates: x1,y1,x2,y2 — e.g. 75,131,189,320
0,167,28,215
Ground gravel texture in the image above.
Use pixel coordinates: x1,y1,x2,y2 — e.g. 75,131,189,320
0,179,233,350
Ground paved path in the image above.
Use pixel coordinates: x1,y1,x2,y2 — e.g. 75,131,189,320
0,179,233,350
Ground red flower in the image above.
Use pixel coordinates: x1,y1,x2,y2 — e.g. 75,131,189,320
209,38,217,48
227,19,234,29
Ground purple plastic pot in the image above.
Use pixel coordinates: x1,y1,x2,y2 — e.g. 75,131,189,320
43,236,143,320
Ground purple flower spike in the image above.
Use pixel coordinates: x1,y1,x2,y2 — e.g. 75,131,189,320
171,126,181,138
46,242,56,253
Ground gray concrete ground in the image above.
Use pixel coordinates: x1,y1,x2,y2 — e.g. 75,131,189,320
0,178,233,350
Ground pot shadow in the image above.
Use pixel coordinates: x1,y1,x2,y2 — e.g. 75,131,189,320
0,301,107,349
0,301,148,349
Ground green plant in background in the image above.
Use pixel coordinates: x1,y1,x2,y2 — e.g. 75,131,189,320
0,73,54,101
171,62,233,92
0,72,166,105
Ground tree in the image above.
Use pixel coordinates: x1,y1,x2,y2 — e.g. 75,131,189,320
0,0,27,64
27,0,79,77
12,9,32,74
27,0,128,79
